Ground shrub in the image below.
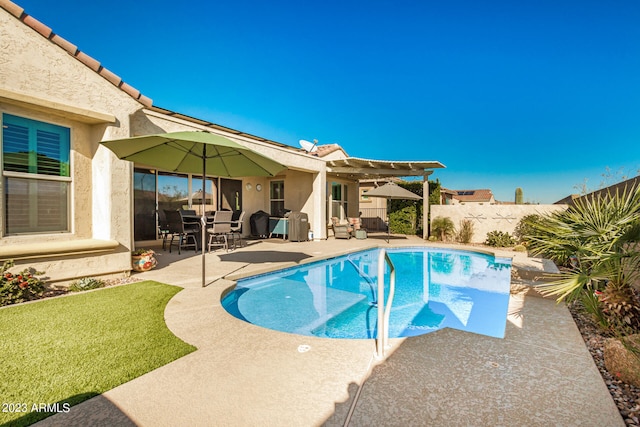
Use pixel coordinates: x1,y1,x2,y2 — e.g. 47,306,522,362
69,277,106,292
431,216,455,241
389,205,417,235
0,260,46,306
526,185,640,302
514,214,544,244
579,288,610,330
457,219,474,244
513,244,527,252
485,231,515,247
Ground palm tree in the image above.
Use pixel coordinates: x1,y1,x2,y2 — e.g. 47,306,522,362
431,216,455,241
525,184,640,332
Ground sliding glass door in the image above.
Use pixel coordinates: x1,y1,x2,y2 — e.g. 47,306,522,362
133,168,157,241
133,169,243,242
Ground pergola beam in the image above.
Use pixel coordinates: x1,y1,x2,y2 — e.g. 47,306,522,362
327,166,427,177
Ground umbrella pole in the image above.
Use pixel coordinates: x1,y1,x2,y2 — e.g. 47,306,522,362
201,146,207,287
386,198,390,243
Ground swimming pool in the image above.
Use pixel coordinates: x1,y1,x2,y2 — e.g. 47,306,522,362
222,247,512,339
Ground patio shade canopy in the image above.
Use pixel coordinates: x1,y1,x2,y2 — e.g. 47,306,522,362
326,157,445,179
363,182,422,242
101,131,286,287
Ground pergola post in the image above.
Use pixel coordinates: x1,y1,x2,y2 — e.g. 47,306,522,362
422,172,432,240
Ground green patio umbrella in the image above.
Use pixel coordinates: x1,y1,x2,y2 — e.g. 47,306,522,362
102,131,286,287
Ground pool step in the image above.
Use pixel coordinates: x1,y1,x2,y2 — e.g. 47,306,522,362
292,288,368,336
312,300,378,339
234,276,373,337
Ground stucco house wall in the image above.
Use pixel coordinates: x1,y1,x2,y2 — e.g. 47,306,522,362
0,5,149,281
130,109,329,239
431,204,568,244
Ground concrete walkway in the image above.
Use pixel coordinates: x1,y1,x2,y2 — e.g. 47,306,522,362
37,235,623,426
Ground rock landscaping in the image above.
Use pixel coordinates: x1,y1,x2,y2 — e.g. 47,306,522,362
570,303,640,426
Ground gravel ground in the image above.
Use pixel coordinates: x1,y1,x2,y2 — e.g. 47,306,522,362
42,276,141,298
569,303,640,426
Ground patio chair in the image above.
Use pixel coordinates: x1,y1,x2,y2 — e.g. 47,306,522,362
347,217,364,231
165,209,198,254
207,210,233,252
348,217,367,239
157,210,170,250
331,217,352,239
229,211,246,248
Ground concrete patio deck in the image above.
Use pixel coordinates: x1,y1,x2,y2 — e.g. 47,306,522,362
37,234,623,426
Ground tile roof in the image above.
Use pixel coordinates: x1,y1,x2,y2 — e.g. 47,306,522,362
146,105,295,150
314,144,345,158
292,143,349,158
0,0,152,107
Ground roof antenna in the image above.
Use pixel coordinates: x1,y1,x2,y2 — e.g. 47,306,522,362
299,139,318,153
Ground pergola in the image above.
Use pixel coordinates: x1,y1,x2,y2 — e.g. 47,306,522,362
325,157,444,179
325,157,446,239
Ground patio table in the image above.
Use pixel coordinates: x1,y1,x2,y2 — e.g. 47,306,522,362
182,215,238,250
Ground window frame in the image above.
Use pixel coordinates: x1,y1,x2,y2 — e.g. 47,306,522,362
1,113,72,236
269,180,285,217
330,182,349,220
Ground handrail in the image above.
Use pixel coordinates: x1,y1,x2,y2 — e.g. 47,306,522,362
376,248,396,359
345,255,377,304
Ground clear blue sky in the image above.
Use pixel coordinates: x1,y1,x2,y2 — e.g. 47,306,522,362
15,0,640,203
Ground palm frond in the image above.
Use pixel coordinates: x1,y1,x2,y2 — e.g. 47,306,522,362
536,270,593,301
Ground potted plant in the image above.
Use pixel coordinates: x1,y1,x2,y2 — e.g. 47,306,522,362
131,249,157,272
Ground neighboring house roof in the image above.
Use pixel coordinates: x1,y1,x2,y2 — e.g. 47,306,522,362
0,0,152,107
442,188,494,203
554,194,580,205
555,176,640,206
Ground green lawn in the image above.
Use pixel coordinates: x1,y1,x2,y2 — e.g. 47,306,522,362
0,281,196,426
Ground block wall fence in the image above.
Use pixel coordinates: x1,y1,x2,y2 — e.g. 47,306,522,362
430,204,568,244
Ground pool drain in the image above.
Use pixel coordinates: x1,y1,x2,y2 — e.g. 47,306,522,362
297,344,311,353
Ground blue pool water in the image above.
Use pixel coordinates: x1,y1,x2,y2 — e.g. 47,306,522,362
222,247,512,339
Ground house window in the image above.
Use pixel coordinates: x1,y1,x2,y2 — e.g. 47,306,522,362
2,114,71,234
331,182,348,219
270,180,284,216
360,187,371,203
